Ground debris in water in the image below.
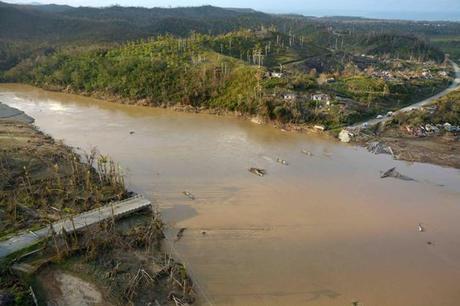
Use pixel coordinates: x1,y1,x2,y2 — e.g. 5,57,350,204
427,241,433,245
176,228,187,241
301,150,313,156
276,157,288,165
129,131,135,135
380,167,415,181
201,231,207,235
418,223,425,232
249,168,266,177
183,191,195,200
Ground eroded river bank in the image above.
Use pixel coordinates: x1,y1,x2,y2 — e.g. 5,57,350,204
1,83,460,306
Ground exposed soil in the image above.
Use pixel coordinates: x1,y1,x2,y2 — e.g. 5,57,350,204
37,269,109,306
356,128,460,169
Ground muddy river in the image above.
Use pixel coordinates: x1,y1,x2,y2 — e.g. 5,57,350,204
1,83,460,306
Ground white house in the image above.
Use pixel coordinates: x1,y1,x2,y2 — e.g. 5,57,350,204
311,93,331,106
282,93,297,101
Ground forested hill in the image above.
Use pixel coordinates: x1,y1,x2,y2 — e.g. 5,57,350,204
0,1,275,41
0,2,143,42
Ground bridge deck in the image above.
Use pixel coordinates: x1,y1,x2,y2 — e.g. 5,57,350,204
0,196,151,259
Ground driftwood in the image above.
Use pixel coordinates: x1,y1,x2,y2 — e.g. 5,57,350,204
249,168,266,177
182,191,195,200
380,167,415,181
301,150,313,156
175,228,187,241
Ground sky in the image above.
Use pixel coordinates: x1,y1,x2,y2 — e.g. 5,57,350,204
5,0,460,20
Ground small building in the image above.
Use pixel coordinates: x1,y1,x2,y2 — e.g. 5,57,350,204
438,71,448,77
266,71,284,78
311,93,331,106
282,93,298,101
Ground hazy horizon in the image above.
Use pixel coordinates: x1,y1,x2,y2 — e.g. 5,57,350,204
4,0,460,21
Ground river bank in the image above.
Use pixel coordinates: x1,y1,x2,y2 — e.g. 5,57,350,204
348,86,460,169
357,133,460,169
2,83,460,306
20,81,460,170
0,103,195,305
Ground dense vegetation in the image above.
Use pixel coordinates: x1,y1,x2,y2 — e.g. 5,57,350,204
391,89,460,127
4,35,266,113
0,1,457,129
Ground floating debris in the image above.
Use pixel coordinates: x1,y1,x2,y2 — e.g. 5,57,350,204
249,168,266,177
183,191,195,200
129,131,135,135
427,241,433,245
276,157,288,165
380,167,415,181
418,223,425,232
301,150,313,156
176,228,187,241
201,231,207,235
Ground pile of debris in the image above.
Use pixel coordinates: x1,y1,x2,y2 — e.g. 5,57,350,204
367,141,394,157
339,129,354,143
404,122,460,137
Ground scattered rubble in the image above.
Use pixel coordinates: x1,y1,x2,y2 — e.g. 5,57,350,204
367,141,394,156
339,129,354,143
404,122,460,137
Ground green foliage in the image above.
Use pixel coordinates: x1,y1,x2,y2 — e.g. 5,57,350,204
209,65,264,113
273,105,293,123
5,35,266,114
393,89,460,127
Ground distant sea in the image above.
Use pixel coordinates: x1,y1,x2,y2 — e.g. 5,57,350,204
277,9,460,21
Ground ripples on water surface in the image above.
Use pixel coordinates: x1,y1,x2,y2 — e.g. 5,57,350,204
1,84,460,306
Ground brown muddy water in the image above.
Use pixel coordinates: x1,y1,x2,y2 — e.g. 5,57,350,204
1,83,460,306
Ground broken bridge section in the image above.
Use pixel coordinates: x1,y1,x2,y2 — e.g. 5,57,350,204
0,196,152,259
